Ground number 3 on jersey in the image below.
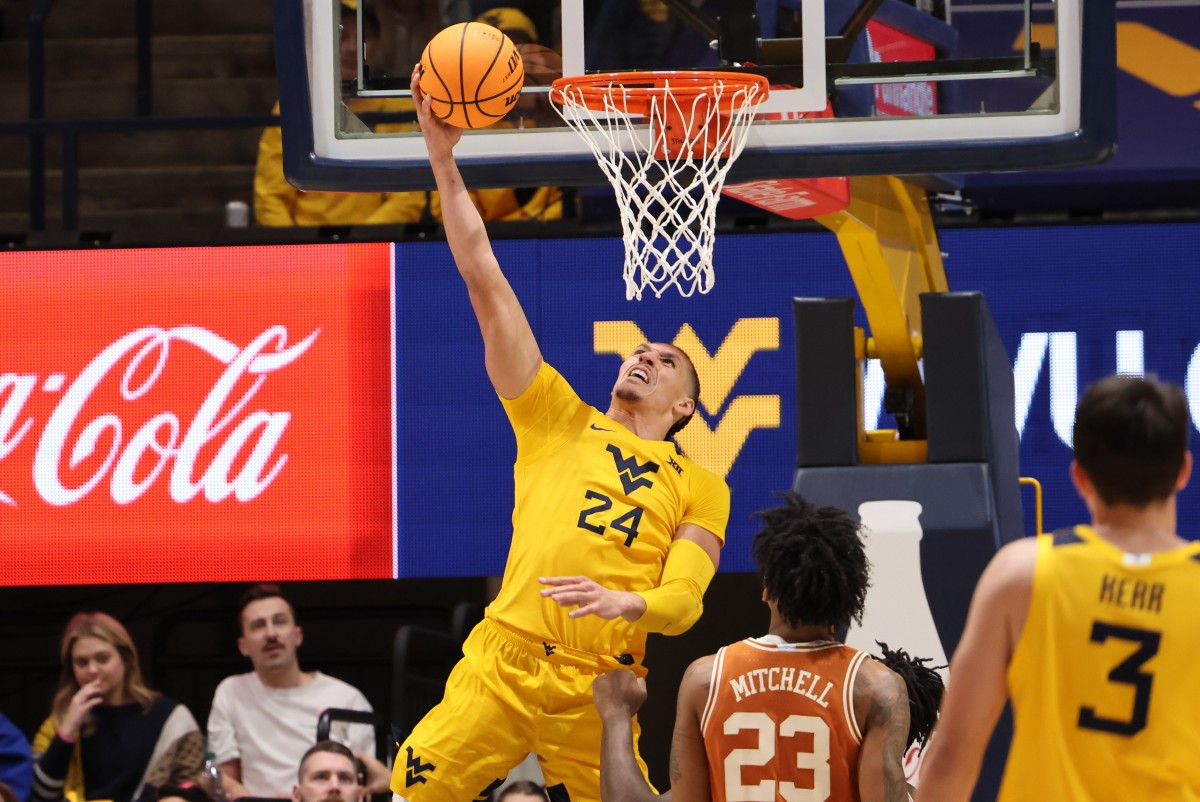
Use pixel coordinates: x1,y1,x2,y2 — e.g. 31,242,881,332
724,711,831,802
577,490,644,547
1078,621,1160,736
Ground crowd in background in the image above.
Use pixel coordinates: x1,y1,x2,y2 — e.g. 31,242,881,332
252,0,709,227
0,585,547,802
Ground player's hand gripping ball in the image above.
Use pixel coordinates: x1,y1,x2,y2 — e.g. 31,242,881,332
419,22,525,129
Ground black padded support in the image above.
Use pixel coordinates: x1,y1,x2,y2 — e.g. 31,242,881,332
922,291,1024,543
793,297,860,468
792,291,1027,802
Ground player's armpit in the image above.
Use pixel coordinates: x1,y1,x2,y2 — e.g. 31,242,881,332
633,536,717,635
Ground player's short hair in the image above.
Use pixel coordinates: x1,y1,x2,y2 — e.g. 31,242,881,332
297,739,364,785
494,781,549,802
238,583,297,631
665,349,701,441
1073,374,1190,506
751,491,869,631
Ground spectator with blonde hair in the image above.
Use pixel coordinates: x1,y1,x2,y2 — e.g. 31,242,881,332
31,613,203,802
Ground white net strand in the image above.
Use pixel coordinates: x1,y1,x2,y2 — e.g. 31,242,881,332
554,76,766,300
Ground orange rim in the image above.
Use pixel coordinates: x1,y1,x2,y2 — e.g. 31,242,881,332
550,70,770,114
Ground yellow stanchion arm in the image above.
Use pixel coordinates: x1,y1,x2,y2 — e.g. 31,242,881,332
816,176,949,459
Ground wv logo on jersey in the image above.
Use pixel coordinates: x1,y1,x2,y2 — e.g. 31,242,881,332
595,319,781,478
405,746,436,787
607,444,659,494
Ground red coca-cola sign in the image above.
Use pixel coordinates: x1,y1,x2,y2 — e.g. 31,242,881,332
0,244,395,586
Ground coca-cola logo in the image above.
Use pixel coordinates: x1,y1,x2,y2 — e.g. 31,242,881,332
0,325,319,508
903,741,925,784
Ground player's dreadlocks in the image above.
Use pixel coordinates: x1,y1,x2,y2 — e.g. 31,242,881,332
875,641,946,748
751,491,870,632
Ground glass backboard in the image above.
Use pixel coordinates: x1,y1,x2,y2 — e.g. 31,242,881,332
272,0,1115,191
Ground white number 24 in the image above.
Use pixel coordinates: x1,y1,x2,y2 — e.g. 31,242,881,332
723,711,831,802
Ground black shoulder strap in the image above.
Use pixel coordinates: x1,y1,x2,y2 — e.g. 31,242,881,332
1050,526,1083,547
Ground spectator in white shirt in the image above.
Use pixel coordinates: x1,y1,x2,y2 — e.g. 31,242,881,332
207,585,389,798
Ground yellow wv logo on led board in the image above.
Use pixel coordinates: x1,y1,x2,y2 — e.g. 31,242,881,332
594,319,781,478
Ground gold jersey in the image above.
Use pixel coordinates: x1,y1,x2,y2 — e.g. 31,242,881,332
1000,525,1200,801
485,362,730,665
701,637,869,802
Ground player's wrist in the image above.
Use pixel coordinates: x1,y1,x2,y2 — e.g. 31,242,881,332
620,591,647,622
599,708,636,724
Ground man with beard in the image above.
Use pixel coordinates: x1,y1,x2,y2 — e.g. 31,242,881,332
207,585,389,798
293,741,363,802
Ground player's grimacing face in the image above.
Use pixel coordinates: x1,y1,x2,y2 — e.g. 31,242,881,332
613,343,693,412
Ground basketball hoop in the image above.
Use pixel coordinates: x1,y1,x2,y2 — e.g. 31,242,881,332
550,71,769,300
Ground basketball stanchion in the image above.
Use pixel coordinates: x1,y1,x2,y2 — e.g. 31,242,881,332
550,71,769,300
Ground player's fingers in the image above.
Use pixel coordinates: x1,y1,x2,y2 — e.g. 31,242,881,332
570,599,615,618
540,583,586,597
539,575,588,586
543,587,585,604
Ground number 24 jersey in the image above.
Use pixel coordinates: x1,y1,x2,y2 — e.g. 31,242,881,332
487,362,730,663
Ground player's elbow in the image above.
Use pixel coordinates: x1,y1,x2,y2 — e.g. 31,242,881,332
633,581,704,636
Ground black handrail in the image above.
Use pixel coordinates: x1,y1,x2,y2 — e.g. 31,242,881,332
28,0,54,231
2,114,280,231
0,112,421,232
136,0,153,116
23,0,173,230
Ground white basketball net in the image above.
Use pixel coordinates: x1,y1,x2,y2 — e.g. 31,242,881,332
552,74,768,300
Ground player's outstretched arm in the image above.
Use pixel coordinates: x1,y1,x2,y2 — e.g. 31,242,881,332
594,670,660,802
855,661,912,802
410,65,541,399
913,538,1036,802
666,657,714,802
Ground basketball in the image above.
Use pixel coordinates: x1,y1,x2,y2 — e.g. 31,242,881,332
419,22,524,129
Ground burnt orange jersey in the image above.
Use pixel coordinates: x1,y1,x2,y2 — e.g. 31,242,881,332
701,636,869,802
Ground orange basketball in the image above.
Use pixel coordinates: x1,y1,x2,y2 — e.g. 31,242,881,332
419,22,524,129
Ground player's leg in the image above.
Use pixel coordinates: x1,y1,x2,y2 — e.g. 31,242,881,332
391,654,532,802
533,668,654,802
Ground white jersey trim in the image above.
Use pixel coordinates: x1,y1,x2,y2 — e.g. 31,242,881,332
742,635,842,653
700,646,727,736
842,650,869,745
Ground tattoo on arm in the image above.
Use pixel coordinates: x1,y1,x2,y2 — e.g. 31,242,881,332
867,672,911,802
669,747,682,784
